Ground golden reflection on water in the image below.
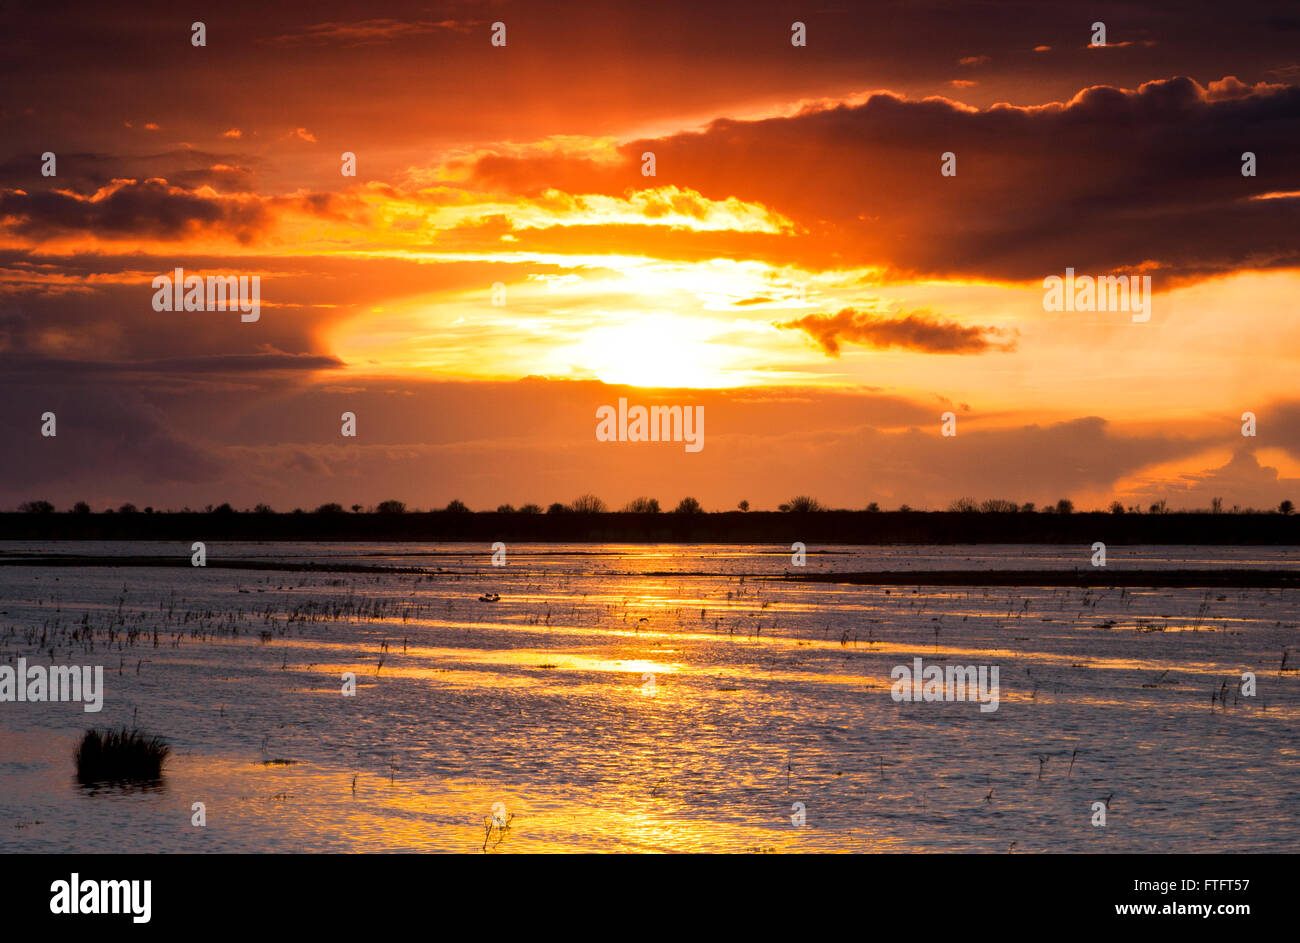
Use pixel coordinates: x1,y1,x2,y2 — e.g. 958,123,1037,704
223,627,1269,695
138,754,842,853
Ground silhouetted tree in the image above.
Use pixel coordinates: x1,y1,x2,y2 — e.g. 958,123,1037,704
254,504,275,514
376,500,406,514
1055,498,1074,515
622,497,660,513
547,502,568,514
445,499,471,513
1109,501,1125,514
1281,500,1295,515
674,496,703,514
865,502,880,512
72,501,91,514
496,504,515,513
979,499,1018,513
948,497,978,512
737,500,749,512
119,503,139,514
519,504,542,514
315,503,345,514
18,500,55,513
569,494,607,513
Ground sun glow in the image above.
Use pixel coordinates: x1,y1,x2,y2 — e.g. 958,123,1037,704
558,316,736,388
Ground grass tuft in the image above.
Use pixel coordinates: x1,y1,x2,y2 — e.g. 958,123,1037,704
75,727,169,784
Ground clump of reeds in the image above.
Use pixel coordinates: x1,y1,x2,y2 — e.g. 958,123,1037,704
75,727,169,784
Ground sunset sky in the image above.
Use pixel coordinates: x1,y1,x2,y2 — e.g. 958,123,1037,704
3,0,1299,512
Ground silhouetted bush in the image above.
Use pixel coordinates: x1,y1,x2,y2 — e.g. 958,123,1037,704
787,495,825,512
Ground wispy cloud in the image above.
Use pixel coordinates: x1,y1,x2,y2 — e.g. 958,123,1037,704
776,308,1016,356
266,18,473,47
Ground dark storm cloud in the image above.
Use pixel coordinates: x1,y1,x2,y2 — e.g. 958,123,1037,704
1126,447,1300,511
0,179,270,242
0,375,1218,511
1256,400,1300,461
0,352,343,378
0,149,258,193
463,75,1300,282
5,0,1300,180
0,152,122,191
0,385,223,495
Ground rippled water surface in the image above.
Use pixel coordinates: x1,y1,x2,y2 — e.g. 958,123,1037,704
2,542,1297,852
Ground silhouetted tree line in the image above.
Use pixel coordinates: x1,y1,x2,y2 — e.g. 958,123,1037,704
13,494,1295,517
3,495,1297,543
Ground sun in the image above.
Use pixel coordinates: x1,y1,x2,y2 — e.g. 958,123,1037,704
559,316,735,388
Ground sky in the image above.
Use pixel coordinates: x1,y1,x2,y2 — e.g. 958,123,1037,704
2,0,1299,512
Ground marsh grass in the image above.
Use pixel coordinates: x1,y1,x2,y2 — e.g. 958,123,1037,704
482,811,514,852
75,727,169,785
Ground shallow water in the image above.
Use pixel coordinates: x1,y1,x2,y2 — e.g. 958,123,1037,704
1,542,1297,852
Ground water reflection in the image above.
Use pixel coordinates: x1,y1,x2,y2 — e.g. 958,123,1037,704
75,777,166,796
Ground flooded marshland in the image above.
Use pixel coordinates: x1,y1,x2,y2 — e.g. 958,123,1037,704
1,543,1297,852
